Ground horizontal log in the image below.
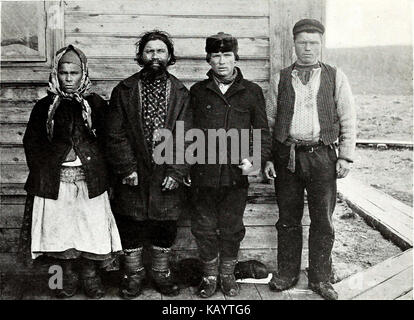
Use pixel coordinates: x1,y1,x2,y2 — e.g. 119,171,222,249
65,0,269,16
86,59,269,81
0,81,269,103
65,15,269,38
65,36,269,59
0,146,26,164
0,194,26,205
0,125,25,145
0,86,47,102
1,61,269,82
0,107,33,124
0,204,24,228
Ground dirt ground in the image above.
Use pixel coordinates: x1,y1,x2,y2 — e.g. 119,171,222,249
331,201,402,282
330,94,412,282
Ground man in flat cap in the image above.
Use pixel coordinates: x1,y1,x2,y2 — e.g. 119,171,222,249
189,32,271,297
104,30,192,298
264,19,356,300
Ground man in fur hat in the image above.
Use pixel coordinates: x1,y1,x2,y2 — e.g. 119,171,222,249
189,32,271,298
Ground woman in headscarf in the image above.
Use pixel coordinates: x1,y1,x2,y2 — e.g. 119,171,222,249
20,45,122,299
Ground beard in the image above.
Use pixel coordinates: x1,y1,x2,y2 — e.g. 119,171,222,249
141,59,168,79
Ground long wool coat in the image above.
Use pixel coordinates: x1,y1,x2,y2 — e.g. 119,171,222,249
105,71,192,221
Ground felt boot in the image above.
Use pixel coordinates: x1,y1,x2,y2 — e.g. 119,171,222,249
80,259,105,299
219,258,240,297
54,259,79,298
150,245,179,296
197,257,219,298
120,247,145,299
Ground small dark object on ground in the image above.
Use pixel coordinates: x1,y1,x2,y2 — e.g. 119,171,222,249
174,258,269,288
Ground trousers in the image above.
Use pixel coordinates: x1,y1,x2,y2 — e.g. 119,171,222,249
191,187,248,261
116,217,177,249
273,140,337,282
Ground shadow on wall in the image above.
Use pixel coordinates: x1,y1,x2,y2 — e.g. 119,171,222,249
324,45,413,95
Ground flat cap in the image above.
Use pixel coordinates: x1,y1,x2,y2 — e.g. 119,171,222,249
293,19,325,35
205,32,238,54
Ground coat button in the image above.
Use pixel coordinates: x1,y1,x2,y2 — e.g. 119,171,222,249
87,156,91,161
206,105,211,109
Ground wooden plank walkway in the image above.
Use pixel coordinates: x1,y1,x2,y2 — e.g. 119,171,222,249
334,249,413,300
356,139,413,149
335,176,412,300
337,177,413,249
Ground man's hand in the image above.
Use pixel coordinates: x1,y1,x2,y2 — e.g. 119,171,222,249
122,171,138,186
264,161,277,180
162,176,179,191
336,159,352,179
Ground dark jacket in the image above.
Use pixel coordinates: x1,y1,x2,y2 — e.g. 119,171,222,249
105,71,192,221
23,93,109,199
190,68,271,188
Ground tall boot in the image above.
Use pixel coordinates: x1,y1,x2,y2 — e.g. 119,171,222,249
120,247,145,299
150,245,179,296
219,258,240,297
197,257,219,298
55,259,79,298
80,258,105,299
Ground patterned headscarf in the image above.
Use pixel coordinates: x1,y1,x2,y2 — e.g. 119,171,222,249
46,44,94,141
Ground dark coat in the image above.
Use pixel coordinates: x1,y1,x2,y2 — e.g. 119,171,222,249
190,68,271,188
23,93,110,199
105,71,192,221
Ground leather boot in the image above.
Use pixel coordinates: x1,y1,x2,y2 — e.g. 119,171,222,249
55,259,79,298
197,257,219,298
150,245,179,296
219,258,240,297
120,247,145,299
80,259,105,299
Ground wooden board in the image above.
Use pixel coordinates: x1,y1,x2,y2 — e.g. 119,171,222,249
338,177,413,248
65,15,269,38
0,62,270,83
353,266,413,300
288,270,323,300
356,139,413,148
66,36,270,60
0,81,269,103
65,0,270,16
333,249,413,300
396,290,413,300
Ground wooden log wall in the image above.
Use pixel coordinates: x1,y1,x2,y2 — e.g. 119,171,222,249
0,0,324,273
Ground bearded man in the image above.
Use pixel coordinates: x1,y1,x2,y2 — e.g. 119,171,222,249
105,30,191,299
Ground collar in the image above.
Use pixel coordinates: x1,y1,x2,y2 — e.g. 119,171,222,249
121,70,185,90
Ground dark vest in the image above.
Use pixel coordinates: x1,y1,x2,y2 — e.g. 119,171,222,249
273,62,339,145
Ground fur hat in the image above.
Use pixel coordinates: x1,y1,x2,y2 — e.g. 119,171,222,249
205,32,238,54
